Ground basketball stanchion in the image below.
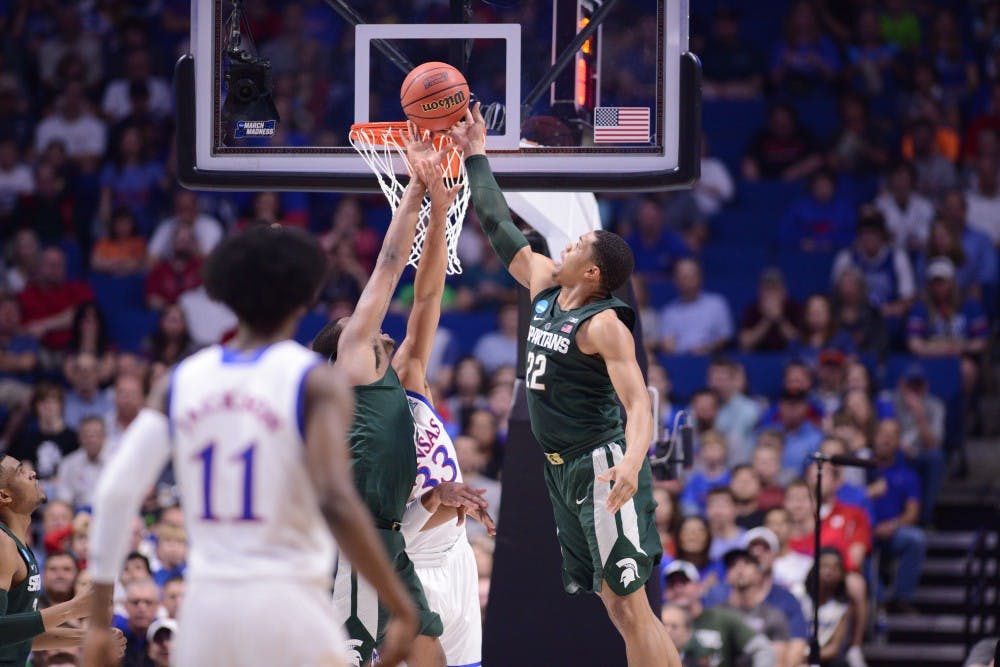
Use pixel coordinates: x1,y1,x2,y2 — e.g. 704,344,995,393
349,122,469,275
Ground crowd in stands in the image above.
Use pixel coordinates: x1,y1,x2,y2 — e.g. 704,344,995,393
0,0,998,665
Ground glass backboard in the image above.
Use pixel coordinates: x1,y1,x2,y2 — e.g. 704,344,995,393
176,0,700,191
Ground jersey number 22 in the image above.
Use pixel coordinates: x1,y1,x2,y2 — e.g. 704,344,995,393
526,352,547,391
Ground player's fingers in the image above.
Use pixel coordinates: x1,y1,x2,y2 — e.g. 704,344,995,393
456,506,467,526
472,101,484,123
596,468,615,484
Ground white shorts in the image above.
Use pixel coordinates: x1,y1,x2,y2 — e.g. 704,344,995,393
411,538,482,667
173,579,349,667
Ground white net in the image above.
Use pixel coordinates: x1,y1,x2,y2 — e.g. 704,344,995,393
349,123,469,275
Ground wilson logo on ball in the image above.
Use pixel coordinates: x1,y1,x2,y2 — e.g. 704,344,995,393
422,72,450,89
420,90,467,113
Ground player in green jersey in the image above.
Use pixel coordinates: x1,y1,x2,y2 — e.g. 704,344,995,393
451,104,682,667
312,128,489,667
0,456,123,666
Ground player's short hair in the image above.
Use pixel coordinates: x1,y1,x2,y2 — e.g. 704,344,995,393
590,230,634,293
203,226,327,336
311,318,346,361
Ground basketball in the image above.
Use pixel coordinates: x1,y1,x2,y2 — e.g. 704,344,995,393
400,62,470,132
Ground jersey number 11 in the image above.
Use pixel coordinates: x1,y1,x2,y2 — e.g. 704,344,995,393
195,442,260,522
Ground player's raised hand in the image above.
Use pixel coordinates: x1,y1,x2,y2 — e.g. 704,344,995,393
448,102,487,156
433,481,488,526
597,457,641,514
411,148,462,209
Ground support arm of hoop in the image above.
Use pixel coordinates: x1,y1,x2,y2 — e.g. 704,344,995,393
466,155,529,268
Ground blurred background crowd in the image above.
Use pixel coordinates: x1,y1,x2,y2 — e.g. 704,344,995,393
0,0,998,666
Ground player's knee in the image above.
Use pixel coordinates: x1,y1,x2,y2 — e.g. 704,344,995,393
601,589,644,630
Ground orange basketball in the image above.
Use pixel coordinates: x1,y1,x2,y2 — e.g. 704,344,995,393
400,62,470,132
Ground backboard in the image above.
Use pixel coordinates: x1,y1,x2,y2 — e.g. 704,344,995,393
176,0,700,192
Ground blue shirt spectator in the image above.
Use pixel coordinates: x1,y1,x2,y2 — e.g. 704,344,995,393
779,170,856,252
660,259,733,355
769,389,824,481
869,452,922,526
624,198,692,278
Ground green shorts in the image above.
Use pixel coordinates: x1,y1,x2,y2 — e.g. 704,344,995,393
334,529,443,666
543,442,662,597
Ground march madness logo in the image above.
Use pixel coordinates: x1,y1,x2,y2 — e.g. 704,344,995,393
616,558,639,587
234,120,276,138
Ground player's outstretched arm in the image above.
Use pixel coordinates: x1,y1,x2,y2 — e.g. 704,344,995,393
303,364,417,666
450,103,557,298
337,124,428,386
83,376,172,666
580,311,653,514
393,147,460,399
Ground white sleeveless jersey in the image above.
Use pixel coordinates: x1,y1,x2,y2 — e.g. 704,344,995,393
168,341,335,585
405,391,467,555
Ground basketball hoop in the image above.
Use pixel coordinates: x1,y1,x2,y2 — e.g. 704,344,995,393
349,122,469,275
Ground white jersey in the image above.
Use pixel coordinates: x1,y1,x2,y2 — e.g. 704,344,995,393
404,391,466,557
168,341,334,585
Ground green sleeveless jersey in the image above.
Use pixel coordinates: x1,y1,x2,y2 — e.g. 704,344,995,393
0,522,40,667
525,286,635,458
350,366,417,525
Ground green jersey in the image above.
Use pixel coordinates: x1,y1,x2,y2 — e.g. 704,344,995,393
350,366,417,525
524,286,635,458
692,607,758,667
0,523,40,667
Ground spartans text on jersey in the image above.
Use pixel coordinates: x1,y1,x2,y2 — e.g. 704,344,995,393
527,325,570,354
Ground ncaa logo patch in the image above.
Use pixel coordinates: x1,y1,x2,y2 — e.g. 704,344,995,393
535,299,549,314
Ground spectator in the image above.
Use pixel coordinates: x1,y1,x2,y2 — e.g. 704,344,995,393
770,0,841,93
9,162,75,246
38,500,75,564
758,360,824,430
0,138,34,222
147,190,223,262
0,76,31,151
55,415,106,509
778,170,856,252
160,576,185,620
19,247,95,351
831,265,889,354
4,228,41,294
623,197,692,278
964,83,1000,158
63,352,114,429
663,560,775,667
97,126,167,235
784,479,817,558
690,389,721,448
648,363,681,436
829,412,874,489
939,189,998,300
102,49,173,121
868,419,927,613
966,153,1000,244
104,374,145,456
318,242,366,306
706,487,747,561
806,548,854,666
730,465,766,530
151,524,187,586
39,551,78,608
466,408,503,479
708,358,760,465
145,225,204,310
762,509,813,598
9,383,78,484
743,103,823,181
832,208,916,318
720,549,792,666
654,486,681,558
319,196,380,274
445,357,489,435
813,349,847,418
738,268,801,353
875,161,935,252
114,577,160,667
673,516,724,590
906,256,988,395
906,117,959,199
891,366,947,526
142,304,196,367
827,92,890,177
845,8,898,99
819,436,875,516
660,258,733,354
694,136,735,216
660,604,714,666
796,294,855,365
473,302,519,374
700,6,764,100
752,434,786,509
38,7,103,91
0,295,39,438
843,360,894,419
33,82,107,170
797,458,872,572
454,434,501,542
236,191,307,230
680,430,731,515
146,617,175,667
774,389,825,480
925,10,980,105
66,302,117,385
90,208,148,276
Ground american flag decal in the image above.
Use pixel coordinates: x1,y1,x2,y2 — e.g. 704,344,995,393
593,107,650,143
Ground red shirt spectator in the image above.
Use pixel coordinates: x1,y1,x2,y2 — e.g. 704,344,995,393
145,224,203,310
788,500,871,571
19,247,94,350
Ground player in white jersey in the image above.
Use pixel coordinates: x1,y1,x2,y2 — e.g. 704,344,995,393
391,150,495,667
82,227,419,667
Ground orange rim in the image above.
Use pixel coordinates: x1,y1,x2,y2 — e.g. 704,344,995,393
350,122,464,179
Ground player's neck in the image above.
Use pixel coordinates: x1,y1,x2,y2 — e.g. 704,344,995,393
556,283,603,310
0,510,30,541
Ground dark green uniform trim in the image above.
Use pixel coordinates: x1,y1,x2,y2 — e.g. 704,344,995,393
0,522,41,667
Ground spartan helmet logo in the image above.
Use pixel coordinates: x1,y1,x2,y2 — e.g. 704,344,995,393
616,557,639,587
345,639,364,667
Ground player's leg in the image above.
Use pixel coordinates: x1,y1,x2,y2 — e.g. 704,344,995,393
414,540,482,667
382,531,446,667
332,558,380,667
581,444,681,667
